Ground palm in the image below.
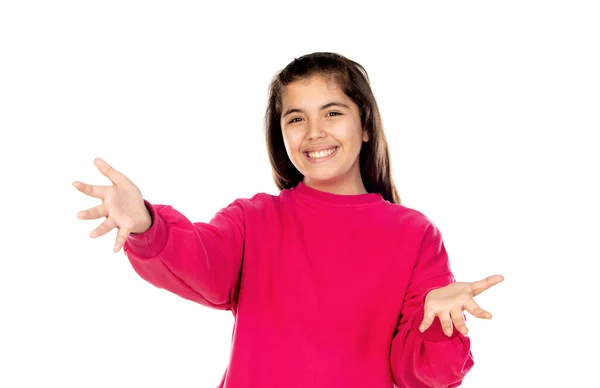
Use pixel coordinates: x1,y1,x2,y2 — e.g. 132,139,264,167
425,282,473,308
419,274,504,336
106,182,144,225
73,158,151,252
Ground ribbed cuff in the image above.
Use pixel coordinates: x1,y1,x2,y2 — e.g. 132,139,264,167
124,199,168,259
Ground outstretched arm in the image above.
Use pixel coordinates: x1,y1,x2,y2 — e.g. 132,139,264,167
123,198,247,311
390,222,502,387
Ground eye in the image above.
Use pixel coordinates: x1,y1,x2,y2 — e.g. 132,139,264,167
327,111,342,117
289,117,302,124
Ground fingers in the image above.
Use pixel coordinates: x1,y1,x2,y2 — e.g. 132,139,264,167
94,157,129,186
439,311,454,337
114,226,131,253
90,218,116,239
471,274,504,296
72,181,108,199
464,298,492,319
77,204,107,220
419,308,436,333
421,310,456,337
451,308,468,335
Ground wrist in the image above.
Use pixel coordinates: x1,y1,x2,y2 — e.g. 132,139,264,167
131,202,153,234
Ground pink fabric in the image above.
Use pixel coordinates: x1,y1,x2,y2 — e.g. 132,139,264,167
124,182,473,387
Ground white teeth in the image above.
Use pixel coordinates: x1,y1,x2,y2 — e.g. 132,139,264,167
307,147,336,159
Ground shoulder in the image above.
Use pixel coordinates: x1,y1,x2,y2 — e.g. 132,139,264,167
378,201,436,230
223,191,280,213
373,202,448,250
205,192,278,227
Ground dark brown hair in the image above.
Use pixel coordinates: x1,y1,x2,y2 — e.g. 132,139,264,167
265,52,401,204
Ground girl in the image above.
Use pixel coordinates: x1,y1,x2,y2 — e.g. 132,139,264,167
73,52,503,388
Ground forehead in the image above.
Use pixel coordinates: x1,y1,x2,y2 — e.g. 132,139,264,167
281,75,349,106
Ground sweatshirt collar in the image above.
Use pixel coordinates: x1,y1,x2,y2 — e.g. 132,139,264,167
291,181,385,206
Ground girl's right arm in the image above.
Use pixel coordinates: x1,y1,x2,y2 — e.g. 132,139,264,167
73,157,245,311
123,199,245,310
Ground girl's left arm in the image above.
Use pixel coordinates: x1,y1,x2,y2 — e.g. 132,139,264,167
390,222,473,388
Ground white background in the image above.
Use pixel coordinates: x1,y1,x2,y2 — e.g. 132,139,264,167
1,1,598,387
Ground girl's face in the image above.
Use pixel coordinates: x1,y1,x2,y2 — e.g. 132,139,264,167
280,75,369,194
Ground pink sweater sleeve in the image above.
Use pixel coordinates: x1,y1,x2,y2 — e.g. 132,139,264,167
122,199,246,310
390,222,474,388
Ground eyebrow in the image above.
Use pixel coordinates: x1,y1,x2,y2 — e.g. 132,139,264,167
282,101,350,118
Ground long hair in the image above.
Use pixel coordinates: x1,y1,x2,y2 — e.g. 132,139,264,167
265,52,400,204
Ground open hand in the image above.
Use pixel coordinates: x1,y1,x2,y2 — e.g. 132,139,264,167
419,274,504,336
73,157,151,253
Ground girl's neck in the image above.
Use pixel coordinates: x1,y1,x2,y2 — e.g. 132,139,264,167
293,179,384,206
303,175,367,196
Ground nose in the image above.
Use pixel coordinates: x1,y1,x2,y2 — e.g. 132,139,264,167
305,119,326,140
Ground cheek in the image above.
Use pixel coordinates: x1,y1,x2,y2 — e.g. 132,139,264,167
282,128,303,149
281,130,303,159
329,122,363,148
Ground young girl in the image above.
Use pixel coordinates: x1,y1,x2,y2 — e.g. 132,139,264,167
73,52,503,388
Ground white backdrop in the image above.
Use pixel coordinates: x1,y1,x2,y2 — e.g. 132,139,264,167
1,1,598,387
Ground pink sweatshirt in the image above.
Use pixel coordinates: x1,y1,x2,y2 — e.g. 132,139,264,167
123,182,474,388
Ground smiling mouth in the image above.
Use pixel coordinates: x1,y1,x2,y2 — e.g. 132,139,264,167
305,146,339,160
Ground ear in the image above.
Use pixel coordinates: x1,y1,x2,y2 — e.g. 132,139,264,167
362,128,370,142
